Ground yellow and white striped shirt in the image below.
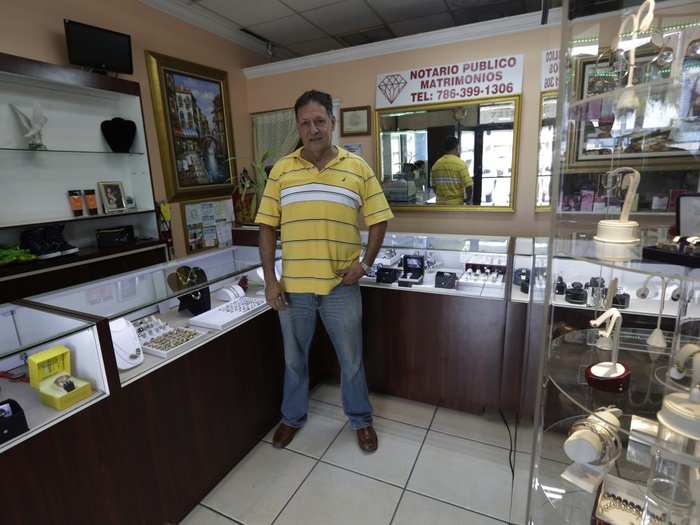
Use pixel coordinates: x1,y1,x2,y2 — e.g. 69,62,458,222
430,154,472,206
255,147,393,295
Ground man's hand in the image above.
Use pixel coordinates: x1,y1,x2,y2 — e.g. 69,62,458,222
335,261,366,285
265,280,288,311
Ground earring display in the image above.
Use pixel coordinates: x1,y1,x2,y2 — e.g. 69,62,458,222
435,271,458,290
555,276,567,295
586,308,631,392
132,315,205,358
564,406,622,465
26,345,92,411
669,343,700,382
376,267,400,284
611,290,630,309
565,282,588,305
109,317,144,370
0,399,29,445
512,267,531,286
189,296,266,331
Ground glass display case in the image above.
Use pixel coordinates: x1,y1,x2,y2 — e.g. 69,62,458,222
28,246,270,386
0,303,108,453
527,2,700,525
512,237,548,303
359,231,511,299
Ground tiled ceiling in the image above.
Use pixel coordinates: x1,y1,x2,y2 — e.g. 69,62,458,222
189,0,565,60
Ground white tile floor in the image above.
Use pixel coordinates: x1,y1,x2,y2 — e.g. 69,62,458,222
182,383,529,525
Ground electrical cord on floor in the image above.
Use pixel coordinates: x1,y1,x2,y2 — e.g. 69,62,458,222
499,408,515,480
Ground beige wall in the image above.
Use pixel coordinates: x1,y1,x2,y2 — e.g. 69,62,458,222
247,26,562,237
0,0,267,256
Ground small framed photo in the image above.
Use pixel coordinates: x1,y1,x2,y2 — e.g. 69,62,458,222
340,106,371,137
97,181,127,214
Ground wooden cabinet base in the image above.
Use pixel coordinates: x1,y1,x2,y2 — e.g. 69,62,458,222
0,311,283,525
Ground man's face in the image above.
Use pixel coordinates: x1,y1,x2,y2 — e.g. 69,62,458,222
296,101,334,156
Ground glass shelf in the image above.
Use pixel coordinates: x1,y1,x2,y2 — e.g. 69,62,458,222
547,328,700,467
26,247,267,321
552,238,700,283
0,208,156,230
0,303,93,361
0,147,144,155
360,231,510,254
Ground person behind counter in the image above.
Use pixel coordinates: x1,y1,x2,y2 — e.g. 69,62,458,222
255,90,393,453
430,136,473,205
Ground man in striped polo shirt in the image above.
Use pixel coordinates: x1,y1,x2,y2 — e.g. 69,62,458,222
256,90,393,453
430,136,473,205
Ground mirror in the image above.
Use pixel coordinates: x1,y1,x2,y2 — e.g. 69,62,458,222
375,96,520,210
537,93,558,209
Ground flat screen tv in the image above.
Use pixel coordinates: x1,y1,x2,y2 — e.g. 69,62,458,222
64,19,133,74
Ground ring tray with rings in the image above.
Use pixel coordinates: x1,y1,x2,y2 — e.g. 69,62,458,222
27,345,92,411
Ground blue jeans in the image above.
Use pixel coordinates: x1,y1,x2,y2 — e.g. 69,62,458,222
278,283,373,430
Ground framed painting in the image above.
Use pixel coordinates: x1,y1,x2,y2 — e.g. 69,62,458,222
340,106,371,136
569,48,698,169
145,51,237,200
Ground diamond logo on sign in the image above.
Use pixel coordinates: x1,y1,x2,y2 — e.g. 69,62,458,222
377,74,408,104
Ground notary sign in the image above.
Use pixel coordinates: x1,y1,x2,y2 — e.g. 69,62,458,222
375,55,523,109
541,48,560,91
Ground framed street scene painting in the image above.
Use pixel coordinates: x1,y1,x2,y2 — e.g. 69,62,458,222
145,51,237,200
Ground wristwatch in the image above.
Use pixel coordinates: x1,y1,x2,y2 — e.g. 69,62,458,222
360,261,372,275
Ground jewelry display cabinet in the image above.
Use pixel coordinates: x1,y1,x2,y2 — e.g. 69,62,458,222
28,245,270,387
2,245,285,525
0,302,108,454
353,232,532,413
359,231,511,298
0,53,164,302
525,2,700,524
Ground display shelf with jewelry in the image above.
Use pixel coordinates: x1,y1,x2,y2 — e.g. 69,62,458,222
0,53,161,296
359,231,514,299
526,2,700,524
26,245,271,387
0,302,109,454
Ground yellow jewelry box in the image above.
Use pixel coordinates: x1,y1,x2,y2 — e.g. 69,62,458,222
27,345,92,411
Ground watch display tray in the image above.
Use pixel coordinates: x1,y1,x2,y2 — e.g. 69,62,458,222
642,245,700,267
189,296,267,331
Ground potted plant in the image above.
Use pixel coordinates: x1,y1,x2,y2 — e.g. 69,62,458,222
230,152,271,225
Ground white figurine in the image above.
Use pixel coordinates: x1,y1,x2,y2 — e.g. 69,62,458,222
9,102,48,150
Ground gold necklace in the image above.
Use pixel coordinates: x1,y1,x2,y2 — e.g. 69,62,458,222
176,266,201,300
